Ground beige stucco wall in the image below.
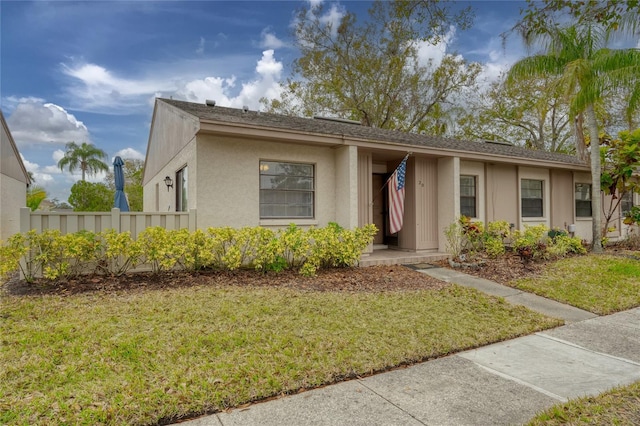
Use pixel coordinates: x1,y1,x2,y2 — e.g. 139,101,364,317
143,100,199,187
335,145,358,229
485,164,518,226
1,174,27,240
143,139,197,212
460,161,486,224
195,135,338,229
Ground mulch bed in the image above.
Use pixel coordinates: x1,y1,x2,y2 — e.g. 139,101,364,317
2,265,450,297
7,248,633,298
436,254,549,285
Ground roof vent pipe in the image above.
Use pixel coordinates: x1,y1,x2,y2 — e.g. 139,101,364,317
205,99,216,107
243,105,249,112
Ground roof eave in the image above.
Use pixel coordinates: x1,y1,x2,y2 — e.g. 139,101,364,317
196,117,587,171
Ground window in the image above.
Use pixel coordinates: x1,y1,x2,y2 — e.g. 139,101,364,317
260,161,314,218
176,166,188,212
460,175,477,218
621,191,634,216
521,179,543,217
575,183,592,217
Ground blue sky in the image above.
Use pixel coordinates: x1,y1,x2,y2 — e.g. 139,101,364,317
2,0,539,202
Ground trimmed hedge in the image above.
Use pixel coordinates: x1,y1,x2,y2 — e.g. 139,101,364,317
0,223,377,283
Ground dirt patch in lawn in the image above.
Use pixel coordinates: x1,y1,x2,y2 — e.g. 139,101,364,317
2,264,450,297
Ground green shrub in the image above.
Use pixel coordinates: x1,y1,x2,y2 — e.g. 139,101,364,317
548,228,568,240
444,220,465,261
2,223,378,282
547,234,587,258
485,236,505,258
277,224,309,268
0,234,28,282
459,216,485,255
97,229,142,276
137,227,182,273
487,220,511,239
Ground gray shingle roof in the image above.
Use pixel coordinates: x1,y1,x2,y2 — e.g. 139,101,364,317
159,98,586,166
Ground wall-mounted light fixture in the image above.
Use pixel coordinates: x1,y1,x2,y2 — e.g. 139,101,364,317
164,176,173,191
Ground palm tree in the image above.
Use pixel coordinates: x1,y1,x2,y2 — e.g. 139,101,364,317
57,142,109,181
507,23,640,252
26,185,47,211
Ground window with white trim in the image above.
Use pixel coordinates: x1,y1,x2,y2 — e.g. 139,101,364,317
621,191,634,216
521,179,543,217
460,175,477,218
259,161,314,218
575,183,592,217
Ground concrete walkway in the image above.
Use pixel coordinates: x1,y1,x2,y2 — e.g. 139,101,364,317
176,267,640,426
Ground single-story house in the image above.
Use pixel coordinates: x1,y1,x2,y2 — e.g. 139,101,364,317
0,111,31,241
142,98,636,253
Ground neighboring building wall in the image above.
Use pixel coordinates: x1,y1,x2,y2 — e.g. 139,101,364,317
196,135,338,229
1,174,27,239
550,169,574,231
485,164,518,226
1,112,29,240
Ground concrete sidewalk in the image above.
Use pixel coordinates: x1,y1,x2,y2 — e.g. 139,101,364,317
177,268,640,426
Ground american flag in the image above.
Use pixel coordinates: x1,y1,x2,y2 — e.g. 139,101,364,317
388,155,408,234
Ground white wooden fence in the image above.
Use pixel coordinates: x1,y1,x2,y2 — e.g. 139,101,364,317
20,207,197,238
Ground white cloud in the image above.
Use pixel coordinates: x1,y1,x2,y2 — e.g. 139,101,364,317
52,149,65,163
61,50,284,113
61,62,176,112
415,26,457,68
21,155,55,183
260,28,287,49
196,36,205,54
6,99,90,146
165,49,283,110
295,1,345,41
318,3,345,36
114,147,145,161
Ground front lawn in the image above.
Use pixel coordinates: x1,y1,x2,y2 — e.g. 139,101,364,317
512,255,640,315
528,380,640,425
0,274,560,425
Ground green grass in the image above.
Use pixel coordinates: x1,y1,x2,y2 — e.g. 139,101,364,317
528,381,640,425
0,284,560,425
513,255,640,315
